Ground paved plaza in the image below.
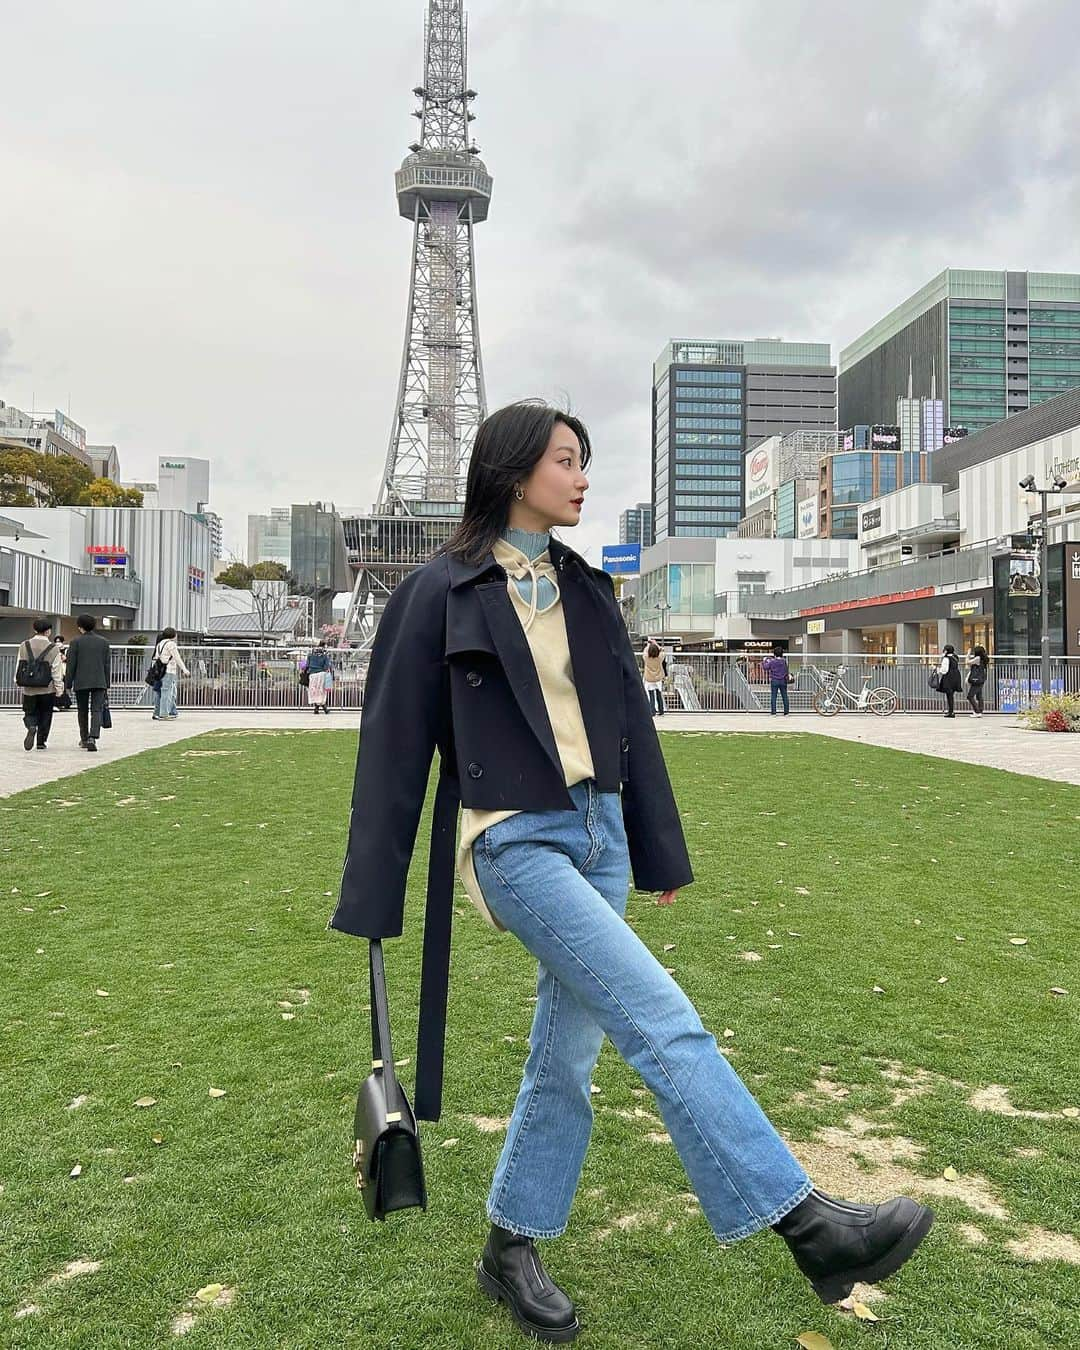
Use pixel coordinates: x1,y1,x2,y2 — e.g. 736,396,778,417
3,707,1077,798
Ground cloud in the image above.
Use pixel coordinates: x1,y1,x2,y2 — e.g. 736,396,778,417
0,0,1077,561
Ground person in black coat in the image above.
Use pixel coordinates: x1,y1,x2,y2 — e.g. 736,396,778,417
327,400,933,1337
936,643,963,718
65,614,112,751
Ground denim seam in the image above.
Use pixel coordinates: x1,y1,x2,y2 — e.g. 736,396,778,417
487,952,563,1221
580,781,603,873
477,837,760,1228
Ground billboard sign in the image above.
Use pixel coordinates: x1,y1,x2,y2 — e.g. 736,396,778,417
861,507,882,533
745,440,779,510
1007,552,1040,597
54,410,87,452
797,496,818,539
602,544,640,575
806,618,826,634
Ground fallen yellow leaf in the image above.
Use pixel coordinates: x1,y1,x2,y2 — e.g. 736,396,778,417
943,1166,960,1181
208,1088,227,1099
133,1096,157,1108
795,1334,834,1350
851,1300,879,1322
195,1283,224,1304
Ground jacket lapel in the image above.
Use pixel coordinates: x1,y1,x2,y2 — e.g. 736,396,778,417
475,581,565,782
447,537,615,785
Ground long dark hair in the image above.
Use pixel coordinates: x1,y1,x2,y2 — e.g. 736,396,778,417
972,643,989,668
433,400,592,565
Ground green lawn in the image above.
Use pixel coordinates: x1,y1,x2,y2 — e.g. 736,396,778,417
2,728,1078,1348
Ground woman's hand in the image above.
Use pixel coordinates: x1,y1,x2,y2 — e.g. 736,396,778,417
656,889,679,907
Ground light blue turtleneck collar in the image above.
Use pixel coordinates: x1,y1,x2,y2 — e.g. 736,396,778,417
497,525,556,619
499,524,551,560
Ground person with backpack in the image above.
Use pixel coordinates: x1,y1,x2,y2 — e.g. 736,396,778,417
966,644,989,717
149,627,189,720
641,640,667,716
15,618,65,751
762,643,791,716
934,643,963,718
65,614,112,751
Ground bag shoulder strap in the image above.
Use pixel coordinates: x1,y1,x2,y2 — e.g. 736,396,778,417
368,940,406,1119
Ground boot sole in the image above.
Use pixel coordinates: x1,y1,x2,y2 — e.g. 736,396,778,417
811,1205,935,1304
475,1258,581,1343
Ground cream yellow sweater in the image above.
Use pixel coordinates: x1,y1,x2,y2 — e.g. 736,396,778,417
456,534,595,930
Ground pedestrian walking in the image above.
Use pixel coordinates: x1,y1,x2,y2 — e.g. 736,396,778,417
328,400,933,1343
641,639,667,716
150,627,189,720
304,639,333,714
935,643,963,718
65,614,111,752
762,643,791,716
966,644,989,717
15,618,65,751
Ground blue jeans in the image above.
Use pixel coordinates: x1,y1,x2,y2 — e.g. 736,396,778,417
770,681,790,715
471,778,812,1243
154,671,179,718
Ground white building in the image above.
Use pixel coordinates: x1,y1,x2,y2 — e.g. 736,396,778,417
157,457,211,514
636,534,860,649
1,505,210,638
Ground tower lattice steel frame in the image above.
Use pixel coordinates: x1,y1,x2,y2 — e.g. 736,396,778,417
341,0,492,645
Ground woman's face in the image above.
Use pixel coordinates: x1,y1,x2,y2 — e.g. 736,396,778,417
512,422,589,531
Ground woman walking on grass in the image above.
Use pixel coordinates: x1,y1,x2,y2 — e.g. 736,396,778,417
328,400,933,1344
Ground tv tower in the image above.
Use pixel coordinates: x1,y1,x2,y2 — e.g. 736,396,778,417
341,0,493,642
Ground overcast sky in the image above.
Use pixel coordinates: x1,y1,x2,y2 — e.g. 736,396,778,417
2,0,1077,560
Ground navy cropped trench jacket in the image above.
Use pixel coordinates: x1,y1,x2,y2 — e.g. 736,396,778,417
327,533,694,1120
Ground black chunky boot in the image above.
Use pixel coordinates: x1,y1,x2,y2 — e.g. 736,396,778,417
475,1222,581,1343
772,1188,934,1304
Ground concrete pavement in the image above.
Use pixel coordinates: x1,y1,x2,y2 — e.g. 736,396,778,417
1,708,1077,799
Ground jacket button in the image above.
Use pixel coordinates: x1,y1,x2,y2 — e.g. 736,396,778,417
620,736,630,752
467,761,483,778
466,670,482,687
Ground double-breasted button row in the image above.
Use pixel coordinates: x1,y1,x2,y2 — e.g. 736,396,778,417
467,761,483,778
466,670,482,687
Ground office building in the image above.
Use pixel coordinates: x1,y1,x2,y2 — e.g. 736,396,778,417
87,445,121,482
619,502,654,547
157,456,211,514
819,435,930,539
840,268,1080,435
247,507,293,566
196,508,223,560
652,338,835,542
0,401,93,468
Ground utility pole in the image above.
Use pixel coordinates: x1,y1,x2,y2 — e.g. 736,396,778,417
1018,473,1079,695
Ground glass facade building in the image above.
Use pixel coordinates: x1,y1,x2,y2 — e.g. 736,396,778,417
652,338,836,541
819,449,929,539
840,269,1080,436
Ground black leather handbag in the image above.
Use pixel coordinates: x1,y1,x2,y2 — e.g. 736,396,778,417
352,939,427,1221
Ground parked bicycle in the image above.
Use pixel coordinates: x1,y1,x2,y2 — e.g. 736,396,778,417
810,665,899,717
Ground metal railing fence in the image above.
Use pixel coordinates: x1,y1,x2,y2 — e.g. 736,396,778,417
1,645,1077,715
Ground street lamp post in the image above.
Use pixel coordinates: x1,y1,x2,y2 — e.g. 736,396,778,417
1018,474,1079,696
